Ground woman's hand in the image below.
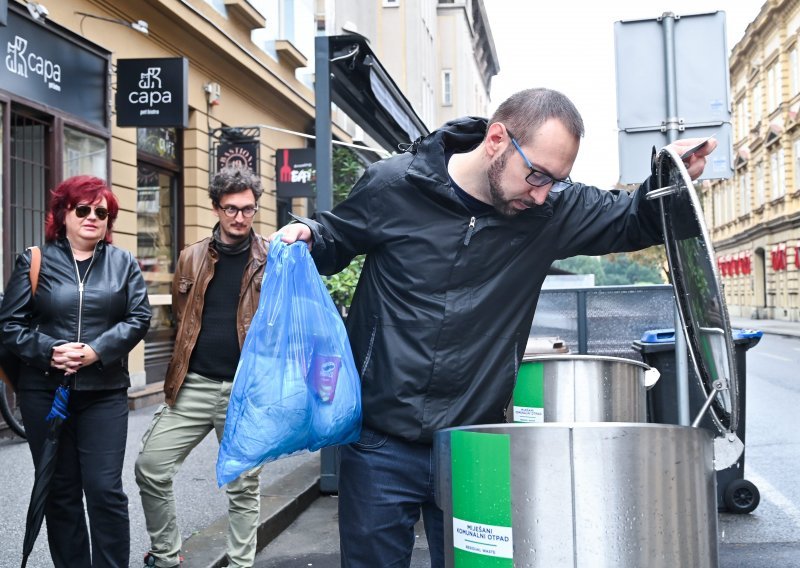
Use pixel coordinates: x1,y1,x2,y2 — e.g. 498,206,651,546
51,342,99,375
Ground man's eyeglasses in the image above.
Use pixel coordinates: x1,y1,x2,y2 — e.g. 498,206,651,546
74,205,109,221
506,130,573,193
220,204,258,218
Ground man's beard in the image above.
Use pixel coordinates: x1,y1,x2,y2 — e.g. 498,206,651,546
487,148,533,218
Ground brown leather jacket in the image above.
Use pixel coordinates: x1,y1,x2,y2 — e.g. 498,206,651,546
163,231,268,405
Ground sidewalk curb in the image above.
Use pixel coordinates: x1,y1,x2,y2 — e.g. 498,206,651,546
181,455,322,567
730,319,800,340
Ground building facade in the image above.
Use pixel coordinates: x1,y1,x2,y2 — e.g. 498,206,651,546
706,0,800,321
0,0,498,390
320,0,499,134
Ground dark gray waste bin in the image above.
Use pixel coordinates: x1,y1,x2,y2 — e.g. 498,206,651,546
320,446,340,494
633,328,762,514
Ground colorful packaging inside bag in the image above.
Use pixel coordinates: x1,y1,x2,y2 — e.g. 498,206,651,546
216,239,362,487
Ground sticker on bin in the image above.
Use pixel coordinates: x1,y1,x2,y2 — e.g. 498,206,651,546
453,518,513,559
513,405,543,423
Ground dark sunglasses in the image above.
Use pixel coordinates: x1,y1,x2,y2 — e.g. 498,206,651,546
74,205,109,221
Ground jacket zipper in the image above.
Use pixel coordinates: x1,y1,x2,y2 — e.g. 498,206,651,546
463,216,476,246
70,242,99,388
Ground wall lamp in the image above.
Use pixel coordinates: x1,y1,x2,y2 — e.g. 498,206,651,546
26,2,49,21
75,11,149,35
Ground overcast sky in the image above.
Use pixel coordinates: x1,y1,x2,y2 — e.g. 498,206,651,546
482,1,765,187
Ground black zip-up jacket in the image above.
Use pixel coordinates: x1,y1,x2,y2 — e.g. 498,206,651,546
298,117,664,444
0,239,151,391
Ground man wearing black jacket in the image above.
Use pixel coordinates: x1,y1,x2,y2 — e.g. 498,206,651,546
271,88,717,568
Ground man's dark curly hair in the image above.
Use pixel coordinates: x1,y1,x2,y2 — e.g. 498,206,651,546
208,166,263,205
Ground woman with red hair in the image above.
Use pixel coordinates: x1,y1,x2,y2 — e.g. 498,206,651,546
0,175,151,567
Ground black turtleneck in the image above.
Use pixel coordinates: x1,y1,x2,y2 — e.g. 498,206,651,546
188,233,251,381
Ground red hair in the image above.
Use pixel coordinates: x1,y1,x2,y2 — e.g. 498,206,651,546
44,175,119,243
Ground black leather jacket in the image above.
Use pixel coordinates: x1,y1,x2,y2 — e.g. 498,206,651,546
0,239,151,391
298,116,664,443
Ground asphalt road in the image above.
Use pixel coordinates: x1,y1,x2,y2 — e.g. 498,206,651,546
256,333,800,567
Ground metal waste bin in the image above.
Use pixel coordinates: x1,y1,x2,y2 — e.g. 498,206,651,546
633,328,763,513
434,423,719,567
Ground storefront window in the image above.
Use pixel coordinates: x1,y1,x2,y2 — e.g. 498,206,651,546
137,127,178,162
137,127,181,383
137,164,177,295
63,127,108,179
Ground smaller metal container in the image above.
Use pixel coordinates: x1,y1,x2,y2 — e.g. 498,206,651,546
508,355,658,423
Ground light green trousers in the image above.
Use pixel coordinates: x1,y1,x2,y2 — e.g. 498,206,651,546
135,372,261,568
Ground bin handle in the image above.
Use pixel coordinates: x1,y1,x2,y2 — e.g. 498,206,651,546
691,379,725,428
644,368,661,390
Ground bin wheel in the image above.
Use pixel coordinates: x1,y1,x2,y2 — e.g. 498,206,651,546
723,479,760,514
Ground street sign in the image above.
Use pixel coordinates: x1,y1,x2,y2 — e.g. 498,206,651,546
614,12,733,184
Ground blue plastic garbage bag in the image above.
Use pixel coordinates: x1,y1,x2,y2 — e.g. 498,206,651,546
216,239,361,486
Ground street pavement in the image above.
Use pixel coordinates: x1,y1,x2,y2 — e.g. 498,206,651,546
2,315,799,567
0,403,318,568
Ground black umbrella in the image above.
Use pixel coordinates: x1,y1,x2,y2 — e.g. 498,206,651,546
20,379,70,568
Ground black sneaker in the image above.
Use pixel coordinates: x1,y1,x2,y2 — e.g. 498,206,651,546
143,552,182,568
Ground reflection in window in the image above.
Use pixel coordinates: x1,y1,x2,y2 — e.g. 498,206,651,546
794,138,800,191
739,172,751,216
64,127,107,179
770,149,785,200
755,163,765,206
767,62,781,111
136,164,176,295
137,127,178,162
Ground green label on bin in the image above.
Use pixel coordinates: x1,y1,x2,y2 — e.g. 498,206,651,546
451,430,513,567
513,361,544,422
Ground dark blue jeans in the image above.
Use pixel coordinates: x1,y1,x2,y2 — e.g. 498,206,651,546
338,427,444,568
20,387,130,568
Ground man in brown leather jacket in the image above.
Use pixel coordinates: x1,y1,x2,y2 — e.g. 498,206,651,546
135,167,268,568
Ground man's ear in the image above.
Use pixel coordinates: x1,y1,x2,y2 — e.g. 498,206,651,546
485,122,509,158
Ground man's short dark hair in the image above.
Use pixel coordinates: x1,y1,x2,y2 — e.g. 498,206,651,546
209,166,263,205
488,88,584,146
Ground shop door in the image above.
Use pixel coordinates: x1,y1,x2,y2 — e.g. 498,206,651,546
137,162,179,383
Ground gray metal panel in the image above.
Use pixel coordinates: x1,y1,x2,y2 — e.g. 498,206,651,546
614,19,668,130
618,123,733,184
614,12,732,184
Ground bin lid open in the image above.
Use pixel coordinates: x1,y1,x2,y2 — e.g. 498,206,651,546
651,146,739,435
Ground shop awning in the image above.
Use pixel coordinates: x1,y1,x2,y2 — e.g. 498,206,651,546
314,34,429,211
326,34,428,152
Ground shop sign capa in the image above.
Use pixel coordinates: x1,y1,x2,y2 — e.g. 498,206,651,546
116,57,188,128
128,67,172,110
5,35,62,91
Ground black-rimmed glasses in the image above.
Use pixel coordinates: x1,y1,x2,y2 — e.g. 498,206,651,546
74,205,109,220
220,204,258,218
506,130,573,193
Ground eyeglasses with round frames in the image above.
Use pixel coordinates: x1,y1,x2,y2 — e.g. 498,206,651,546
220,204,258,218
74,205,109,221
505,129,573,193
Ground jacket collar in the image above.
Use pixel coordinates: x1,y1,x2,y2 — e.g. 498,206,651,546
55,237,106,255
207,227,267,264
406,116,555,220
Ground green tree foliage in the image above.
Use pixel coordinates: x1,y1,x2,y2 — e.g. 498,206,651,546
323,147,367,311
553,248,667,286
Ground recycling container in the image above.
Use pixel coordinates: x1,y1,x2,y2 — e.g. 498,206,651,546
434,422,719,567
508,354,659,423
633,328,762,513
